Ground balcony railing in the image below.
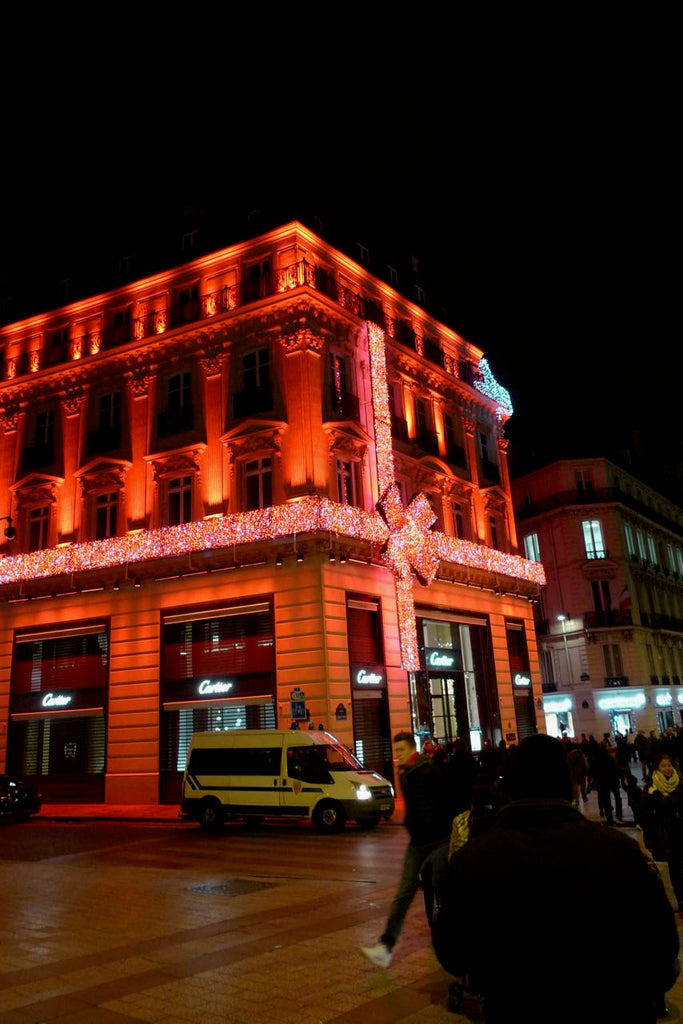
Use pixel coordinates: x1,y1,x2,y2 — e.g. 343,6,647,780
584,609,633,629
479,457,500,485
415,429,440,457
329,387,360,421
86,424,122,456
391,414,409,443
233,385,273,419
4,258,464,384
22,440,55,471
446,443,467,470
157,406,195,438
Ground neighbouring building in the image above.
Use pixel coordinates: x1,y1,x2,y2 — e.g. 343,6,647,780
512,457,683,741
0,221,544,805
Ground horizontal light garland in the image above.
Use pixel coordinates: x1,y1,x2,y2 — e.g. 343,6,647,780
0,495,545,589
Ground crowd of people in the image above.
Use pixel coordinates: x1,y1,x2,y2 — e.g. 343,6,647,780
360,728,683,1023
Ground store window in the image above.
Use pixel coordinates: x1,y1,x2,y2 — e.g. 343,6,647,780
506,620,536,741
160,601,277,802
9,623,109,800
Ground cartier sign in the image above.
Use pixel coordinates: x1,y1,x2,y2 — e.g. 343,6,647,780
353,666,385,688
197,680,234,695
42,692,73,708
428,650,456,668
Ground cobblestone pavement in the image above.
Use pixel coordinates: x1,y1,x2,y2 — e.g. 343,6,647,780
0,777,680,1024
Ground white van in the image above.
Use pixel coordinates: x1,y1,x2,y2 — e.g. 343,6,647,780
180,729,395,832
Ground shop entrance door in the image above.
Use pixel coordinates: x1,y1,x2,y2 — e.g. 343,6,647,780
429,675,466,745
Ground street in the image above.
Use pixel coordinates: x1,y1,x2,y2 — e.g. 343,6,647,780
0,819,459,1024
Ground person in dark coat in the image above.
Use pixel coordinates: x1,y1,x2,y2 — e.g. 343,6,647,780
431,734,679,1024
641,752,683,913
361,730,453,968
589,739,624,824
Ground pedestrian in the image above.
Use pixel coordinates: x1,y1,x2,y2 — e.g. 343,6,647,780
360,730,453,968
431,734,680,1024
590,739,624,824
565,743,588,810
641,752,683,915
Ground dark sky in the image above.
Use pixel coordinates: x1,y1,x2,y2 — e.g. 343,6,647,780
1,24,680,483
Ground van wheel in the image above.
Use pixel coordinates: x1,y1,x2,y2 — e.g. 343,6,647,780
313,800,346,833
199,799,223,830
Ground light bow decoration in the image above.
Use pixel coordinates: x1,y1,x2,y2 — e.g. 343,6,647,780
377,483,440,670
0,321,545,672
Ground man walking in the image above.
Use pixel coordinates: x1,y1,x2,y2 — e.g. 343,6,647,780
361,730,453,968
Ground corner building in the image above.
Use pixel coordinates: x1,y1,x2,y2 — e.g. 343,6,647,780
513,458,683,740
0,223,544,805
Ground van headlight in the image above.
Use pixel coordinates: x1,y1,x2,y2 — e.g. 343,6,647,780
353,783,373,801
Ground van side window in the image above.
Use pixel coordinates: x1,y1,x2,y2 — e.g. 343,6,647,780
230,747,281,776
286,746,333,784
188,746,280,775
189,749,227,774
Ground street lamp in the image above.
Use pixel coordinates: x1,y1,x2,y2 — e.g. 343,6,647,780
557,614,571,685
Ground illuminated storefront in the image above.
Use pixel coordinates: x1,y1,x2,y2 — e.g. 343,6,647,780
0,222,544,805
8,623,109,800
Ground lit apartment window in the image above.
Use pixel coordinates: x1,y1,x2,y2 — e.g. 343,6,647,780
646,535,658,565
582,520,606,559
28,506,50,551
636,530,647,560
244,457,272,511
523,532,541,562
667,543,677,573
168,475,193,526
624,523,636,558
677,549,683,576
336,459,357,506
95,492,118,540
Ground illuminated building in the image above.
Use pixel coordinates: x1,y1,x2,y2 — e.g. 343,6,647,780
513,458,683,740
0,222,544,804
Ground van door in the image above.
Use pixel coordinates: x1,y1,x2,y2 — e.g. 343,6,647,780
282,742,333,815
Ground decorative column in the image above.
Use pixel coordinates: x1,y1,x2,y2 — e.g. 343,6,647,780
496,432,518,548
279,328,326,497
59,385,87,542
125,366,156,530
198,333,227,516
462,415,486,544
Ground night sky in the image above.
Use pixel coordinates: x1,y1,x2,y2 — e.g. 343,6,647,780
1,24,680,487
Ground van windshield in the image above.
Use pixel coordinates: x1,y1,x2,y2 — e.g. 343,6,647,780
286,742,362,783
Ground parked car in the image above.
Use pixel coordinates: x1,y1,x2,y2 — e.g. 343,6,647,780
0,775,43,822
